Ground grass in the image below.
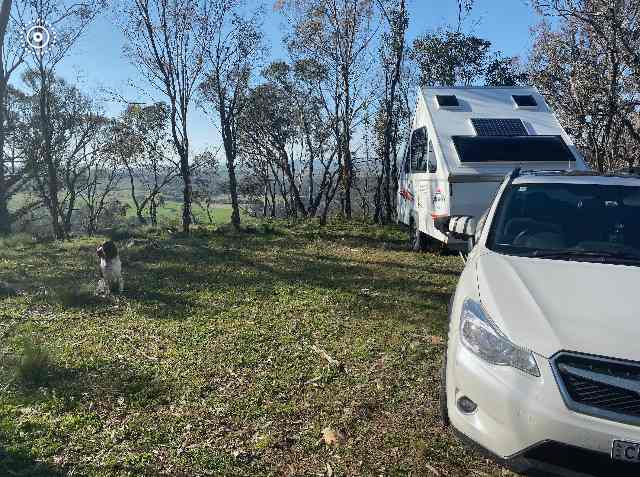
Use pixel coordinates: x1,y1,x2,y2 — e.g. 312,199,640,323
0,221,516,476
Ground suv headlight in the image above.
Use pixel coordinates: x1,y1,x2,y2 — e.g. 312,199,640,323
460,299,540,377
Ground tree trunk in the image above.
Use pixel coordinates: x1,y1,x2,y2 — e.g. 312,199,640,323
38,65,64,240
63,191,76,234
382,0,406,224
226,154,241,228
341,65,353,220
137,208,147,225
180,151,192,233
149,196,158,226
0,0,12,235
262,177,269,217
87,212,96,236
270,180,276,217
0,81,8,235
220,112,241,229
373,170,384,224
278,150,307,217
342,134,353,220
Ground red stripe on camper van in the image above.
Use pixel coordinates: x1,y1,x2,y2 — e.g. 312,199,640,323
400,189,414,201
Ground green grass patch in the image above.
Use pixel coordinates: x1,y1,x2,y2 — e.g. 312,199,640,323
0,221,514,476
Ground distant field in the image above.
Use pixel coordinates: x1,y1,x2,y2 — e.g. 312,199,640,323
110,188,238,226
120,198,236,225
9,189,248,229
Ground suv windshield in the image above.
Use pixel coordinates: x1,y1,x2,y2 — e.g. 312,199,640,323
488,181,640,264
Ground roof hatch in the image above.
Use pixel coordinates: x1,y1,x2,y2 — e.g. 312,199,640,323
435,94,460,109
512,94,538,109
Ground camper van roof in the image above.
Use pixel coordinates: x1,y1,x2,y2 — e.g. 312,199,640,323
421,86,535,90
417,86,587,173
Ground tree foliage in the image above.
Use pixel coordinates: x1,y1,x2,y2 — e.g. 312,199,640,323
530,0,640,171
411,29,526,87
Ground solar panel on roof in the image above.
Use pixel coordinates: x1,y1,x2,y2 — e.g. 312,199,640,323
452,136,575,163
512,94,538,107
471,118,528,137
435,95,459,107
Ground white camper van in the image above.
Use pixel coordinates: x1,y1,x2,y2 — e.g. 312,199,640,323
397,87,589,250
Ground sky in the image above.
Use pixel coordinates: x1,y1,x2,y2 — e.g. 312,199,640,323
45,0,538,154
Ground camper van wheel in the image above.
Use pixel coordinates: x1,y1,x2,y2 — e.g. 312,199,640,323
409,218,426,252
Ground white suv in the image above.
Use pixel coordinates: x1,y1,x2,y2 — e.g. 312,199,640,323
438,170,640,475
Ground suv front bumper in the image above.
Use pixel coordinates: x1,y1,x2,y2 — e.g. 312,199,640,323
448,344,640,474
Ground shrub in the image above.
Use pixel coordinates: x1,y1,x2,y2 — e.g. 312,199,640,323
17,338,52,386
107,225,138,242
0,233,36,249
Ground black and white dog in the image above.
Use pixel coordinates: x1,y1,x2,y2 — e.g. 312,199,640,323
96,241,124,294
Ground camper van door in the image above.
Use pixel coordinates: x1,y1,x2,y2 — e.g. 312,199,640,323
400,127,430,230
398,140,412,225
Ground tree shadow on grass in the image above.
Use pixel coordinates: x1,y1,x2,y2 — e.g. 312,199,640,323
294,251,463,277
132,239,455,328
0,447,62,477
13,226,458,327
8,356,172,411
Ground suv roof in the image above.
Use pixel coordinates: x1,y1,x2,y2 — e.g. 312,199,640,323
512,169,640,186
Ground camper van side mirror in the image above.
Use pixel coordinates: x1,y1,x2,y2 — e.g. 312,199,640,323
428,159,437,174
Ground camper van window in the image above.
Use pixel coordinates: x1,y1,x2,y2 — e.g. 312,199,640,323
426,140,437,173
410,127,428,172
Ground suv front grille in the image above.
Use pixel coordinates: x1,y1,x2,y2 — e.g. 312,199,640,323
552,353,640,426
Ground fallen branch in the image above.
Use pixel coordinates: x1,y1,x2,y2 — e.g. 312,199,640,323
310,344,341,368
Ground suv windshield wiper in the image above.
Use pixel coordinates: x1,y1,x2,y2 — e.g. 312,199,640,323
529,249,640,262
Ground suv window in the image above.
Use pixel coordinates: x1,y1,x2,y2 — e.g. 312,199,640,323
487,182,640,264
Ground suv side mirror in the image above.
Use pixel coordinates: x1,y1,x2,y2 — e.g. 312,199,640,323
434,215,477,243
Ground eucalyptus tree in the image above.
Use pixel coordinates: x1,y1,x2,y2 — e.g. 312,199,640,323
238,82,308,217
373,0,409,224
122,0,209,234
109,103,178,226
17,0,105,238
530,0,640,170
78,126,122,235
199,0,265,230
20,74,106,235
279,0,379,220
0,0,27,235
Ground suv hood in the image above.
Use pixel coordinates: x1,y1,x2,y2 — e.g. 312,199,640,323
476,251,640,360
